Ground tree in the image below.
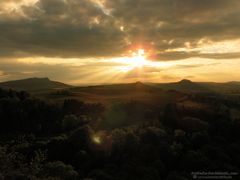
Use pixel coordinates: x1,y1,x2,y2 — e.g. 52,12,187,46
41,161,79,180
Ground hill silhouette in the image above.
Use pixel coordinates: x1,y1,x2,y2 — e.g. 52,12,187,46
150,79,211,93
0,77,72,92
72,81,157,95
200,81,240,93
1,78,240,95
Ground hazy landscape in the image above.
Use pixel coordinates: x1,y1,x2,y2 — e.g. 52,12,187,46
1,0,240,179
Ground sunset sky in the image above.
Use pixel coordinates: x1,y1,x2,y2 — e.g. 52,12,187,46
0,0,240,85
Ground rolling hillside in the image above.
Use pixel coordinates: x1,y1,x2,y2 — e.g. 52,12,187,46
1,78,240,97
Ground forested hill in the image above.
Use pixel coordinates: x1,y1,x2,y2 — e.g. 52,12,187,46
0,87,240,179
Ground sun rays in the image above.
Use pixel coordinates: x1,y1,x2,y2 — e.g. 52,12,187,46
113,49,156,72
13,47,240,85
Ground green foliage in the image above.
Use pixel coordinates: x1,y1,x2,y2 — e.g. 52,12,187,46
0,145,46,179
62,114,81,130
68,126,93,150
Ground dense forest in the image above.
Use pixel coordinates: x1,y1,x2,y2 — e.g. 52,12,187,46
0,88,239,179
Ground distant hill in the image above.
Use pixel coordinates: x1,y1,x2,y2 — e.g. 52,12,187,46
199,81,240,94
71,81,160,96
74,79,240,95
58,81,187,105
150,79,211,93
0,77,72,92
147,79,240,94
1,78,240,96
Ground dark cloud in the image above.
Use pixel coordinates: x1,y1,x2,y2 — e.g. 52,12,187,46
106,0,240,58
153,52,240,61
0,0,126,58
37,0,67,15
0,0,240,59
175,63,220,69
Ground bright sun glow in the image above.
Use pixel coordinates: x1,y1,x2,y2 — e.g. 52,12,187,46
114,49,153,72
130,49,149,67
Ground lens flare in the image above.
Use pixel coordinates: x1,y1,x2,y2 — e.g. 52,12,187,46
92,135,101,144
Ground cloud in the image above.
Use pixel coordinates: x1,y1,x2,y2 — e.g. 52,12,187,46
175,63,220,69
0,0,126,58
0,0,240,60
106,0,240,59
154,51,240,61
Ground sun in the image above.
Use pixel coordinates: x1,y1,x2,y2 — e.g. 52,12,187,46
129,49,149,67
119,49,150,69
112,48,156,72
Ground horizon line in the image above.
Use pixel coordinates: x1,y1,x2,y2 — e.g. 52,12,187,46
0,77,240,87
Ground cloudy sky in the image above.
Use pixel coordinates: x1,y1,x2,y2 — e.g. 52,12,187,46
0,0,240,84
